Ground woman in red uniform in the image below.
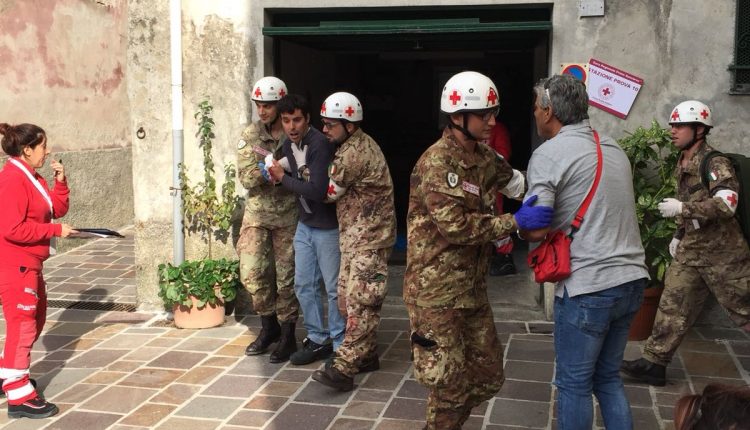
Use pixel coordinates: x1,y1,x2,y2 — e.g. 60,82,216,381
0,123,75,419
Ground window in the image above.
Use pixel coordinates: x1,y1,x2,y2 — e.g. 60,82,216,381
730,0,750,94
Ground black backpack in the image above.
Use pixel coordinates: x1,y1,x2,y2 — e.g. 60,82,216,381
699,150,750,243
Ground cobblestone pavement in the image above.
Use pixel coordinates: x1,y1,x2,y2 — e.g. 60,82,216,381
0,233,746,429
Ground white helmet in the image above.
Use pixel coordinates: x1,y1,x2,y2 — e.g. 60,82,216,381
251,76,287,102
440,71,500,114
320,92,363,122
668,100,713,127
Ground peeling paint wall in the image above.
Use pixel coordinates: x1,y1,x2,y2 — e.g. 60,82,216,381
0,0,133,253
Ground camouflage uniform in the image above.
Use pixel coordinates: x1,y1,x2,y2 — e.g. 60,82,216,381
404,130,514,429
236,121,299,322
644,143,750,366
328,129,396,376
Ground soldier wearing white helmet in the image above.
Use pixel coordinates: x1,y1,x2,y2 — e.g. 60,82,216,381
310,91,396,392
404,71,554,429
622,100,750,386
235,76,300,364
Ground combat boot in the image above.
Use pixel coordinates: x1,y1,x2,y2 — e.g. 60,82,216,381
245,314,281,356
269,321,297,363
312,366,354,391
325,353,380,374
620,358,666,386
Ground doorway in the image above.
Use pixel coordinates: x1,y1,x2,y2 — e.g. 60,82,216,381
266,5,551,250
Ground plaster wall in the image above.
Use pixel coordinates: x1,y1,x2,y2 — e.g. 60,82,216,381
128,0,254,310
0,0,133,253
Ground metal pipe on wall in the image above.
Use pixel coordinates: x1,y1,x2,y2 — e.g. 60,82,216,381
170,0,184,264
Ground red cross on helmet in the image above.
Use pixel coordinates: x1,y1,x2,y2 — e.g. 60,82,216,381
440,71,500,114
320,92,363,122
668,100,713,127
251,76,288,102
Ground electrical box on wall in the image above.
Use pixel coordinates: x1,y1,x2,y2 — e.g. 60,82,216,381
579,0,604,17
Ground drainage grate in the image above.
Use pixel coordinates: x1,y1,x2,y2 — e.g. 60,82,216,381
47,300,136,312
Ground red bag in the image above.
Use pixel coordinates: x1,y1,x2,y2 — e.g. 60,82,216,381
527,230,572,283
526,131,602,283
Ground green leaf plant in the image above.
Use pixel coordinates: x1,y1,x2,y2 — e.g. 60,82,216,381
158,99,242,309
617,120,679,286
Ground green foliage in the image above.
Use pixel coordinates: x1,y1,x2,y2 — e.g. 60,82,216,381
157,259,239,308
180,99,241,258
618,120,679,286
158,99,241,310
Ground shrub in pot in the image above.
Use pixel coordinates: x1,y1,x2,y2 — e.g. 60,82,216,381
157,99,241,328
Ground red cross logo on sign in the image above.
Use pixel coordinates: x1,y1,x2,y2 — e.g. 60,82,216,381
254,87,262,98
321,103,326,114
487,88,498,105
700,109,709,119
602,87,611,96
449,90,461,105
671,110,680,121
345,106,355,117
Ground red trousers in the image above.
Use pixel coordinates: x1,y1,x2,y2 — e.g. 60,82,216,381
0,264,46,404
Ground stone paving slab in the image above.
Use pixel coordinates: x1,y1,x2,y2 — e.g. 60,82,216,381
0,232,746,429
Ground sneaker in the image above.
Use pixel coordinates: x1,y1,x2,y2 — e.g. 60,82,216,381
325,354,380,374
312,366,354,391
289,337,333,365
8,396,58,419
0,379,37,399
620,358,666,386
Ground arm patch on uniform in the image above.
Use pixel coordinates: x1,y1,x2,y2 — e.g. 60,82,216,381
447,172,459,188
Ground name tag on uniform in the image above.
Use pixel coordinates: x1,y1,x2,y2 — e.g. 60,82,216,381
252,146,271,157
462,181,480,196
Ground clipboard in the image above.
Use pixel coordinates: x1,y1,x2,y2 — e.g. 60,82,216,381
70,228,125,239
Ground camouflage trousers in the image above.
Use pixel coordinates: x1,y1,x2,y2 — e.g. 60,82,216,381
332,248,390,377
238,224,299,322
407,302,505,430
644,259,750,366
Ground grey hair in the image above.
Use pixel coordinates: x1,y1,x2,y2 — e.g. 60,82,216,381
533,75,589,125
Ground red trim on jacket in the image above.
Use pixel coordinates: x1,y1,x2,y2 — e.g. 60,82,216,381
0,158,69,269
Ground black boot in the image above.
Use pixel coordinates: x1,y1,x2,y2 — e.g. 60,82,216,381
8,396,58,419
269,322,297,363
245,314,281,356
620,358,666,386
312,366,354,392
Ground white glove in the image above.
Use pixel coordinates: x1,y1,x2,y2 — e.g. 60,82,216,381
500,169,525,199
669,238,681,258
291,142,307,171
657,198,683,218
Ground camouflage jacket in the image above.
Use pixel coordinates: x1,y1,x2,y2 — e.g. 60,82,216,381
328,129,396,252
404,130,515,308
237,121,297,228
674,143,750,266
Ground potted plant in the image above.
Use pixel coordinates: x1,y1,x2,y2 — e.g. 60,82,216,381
617,120,679,340
158,99,242,329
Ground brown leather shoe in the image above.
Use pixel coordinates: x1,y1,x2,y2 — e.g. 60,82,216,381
312,366,354,391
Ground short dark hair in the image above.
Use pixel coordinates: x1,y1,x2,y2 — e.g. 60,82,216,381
533,75,589,125
277,94,310,118
0,123,46,157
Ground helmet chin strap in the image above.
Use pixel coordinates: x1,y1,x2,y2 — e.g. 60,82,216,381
681,124,706,151
450,113,478,141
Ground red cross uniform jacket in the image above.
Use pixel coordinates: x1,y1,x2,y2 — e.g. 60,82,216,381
0,158,70,270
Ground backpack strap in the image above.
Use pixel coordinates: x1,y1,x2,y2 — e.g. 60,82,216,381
699,150,723,189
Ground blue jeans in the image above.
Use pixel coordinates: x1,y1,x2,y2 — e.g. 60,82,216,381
554,278,646,430
293,222,346,349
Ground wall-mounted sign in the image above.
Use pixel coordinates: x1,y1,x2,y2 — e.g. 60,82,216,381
587,58,643,119
560,63,588,85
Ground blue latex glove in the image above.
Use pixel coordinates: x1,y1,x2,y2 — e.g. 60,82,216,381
258,162,271,182
513,195,554,230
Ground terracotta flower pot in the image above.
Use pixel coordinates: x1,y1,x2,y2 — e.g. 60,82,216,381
173,295,225,329
628,286,664,341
